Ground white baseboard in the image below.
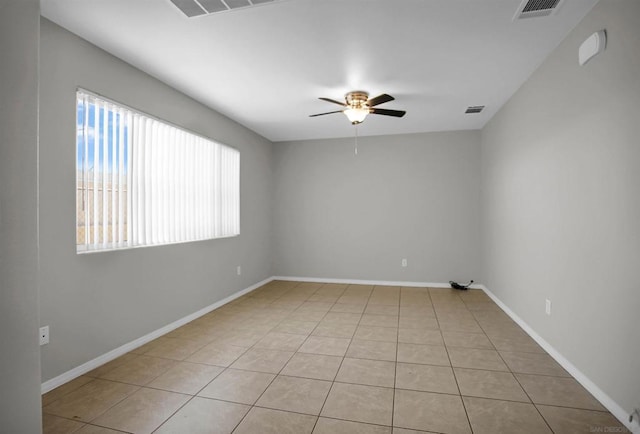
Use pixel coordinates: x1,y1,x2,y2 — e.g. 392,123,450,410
272,275,482,290
480,284,637,433
41,277,274,394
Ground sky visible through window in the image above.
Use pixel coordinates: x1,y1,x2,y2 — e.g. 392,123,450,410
76,99,129,173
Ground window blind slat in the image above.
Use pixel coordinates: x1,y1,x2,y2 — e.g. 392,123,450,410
76,90,239,253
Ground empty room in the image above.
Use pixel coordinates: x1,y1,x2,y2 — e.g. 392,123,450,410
1,0,639,433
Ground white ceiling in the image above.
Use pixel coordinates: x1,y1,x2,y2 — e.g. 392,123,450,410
41,0,598,142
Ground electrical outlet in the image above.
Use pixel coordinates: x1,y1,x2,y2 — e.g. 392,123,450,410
401,258,407,267
39,326,49,346
237,266,242,276
545,299,552,316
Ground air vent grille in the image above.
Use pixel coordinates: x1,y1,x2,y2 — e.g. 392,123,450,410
170,0,284,17
465,106,485,114
515,0,563,19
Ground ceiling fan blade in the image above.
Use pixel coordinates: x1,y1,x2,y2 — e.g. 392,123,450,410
367,93,394,107
319,97,347,106
370,108,406,117
309,110,344,117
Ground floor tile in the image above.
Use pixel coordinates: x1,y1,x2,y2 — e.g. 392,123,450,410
297,301,334,313
463,396,552,434
42,413,85,434
346,339,397,362
298,336,351,356
364,304,400,316
313,417,392,434
230,348,294,373
515,374,607,410
140,337,207,360
438,319,483,334
442,331,494,349
233,407,317,434
447,347,508,371
398,317,439,330
489,335,545,353
280,353,342,381
321,382,394,426
43,379,139,422
288,310,327,322
218,329,267,347
330,303,366,313
499,351,570,376
354,326,398,342
322,312,362,325
399,306,434,317
393,389,470,434
307,294,340,303
312,322,357,338
91,387,189,433
398,329,443,346
147,361,224,395
392,428,439,434
185,342,248,367
74,426,124,433
154,397,249,434
454,368,529,402
100,355,177,386
42,376,94,407
337,296,369,306
397,343,450,366
537,404,629,434
198,368,274,404
273,320,319,335
256,375,332,415
335,358,396,388
254,332,307,351
85,353,138,378
359,314,399,328
395,363,458,394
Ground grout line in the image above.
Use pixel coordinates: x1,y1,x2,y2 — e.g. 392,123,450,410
227,281,314,433
433,289,475,433
474,305,556,434
312,282,373,432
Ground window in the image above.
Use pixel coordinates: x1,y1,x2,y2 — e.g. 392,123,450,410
76,90,240,253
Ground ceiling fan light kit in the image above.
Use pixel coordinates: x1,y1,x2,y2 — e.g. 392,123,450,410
310,90,406,125
344,107,369,124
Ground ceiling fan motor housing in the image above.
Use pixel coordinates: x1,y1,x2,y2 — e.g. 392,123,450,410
346,91,370,109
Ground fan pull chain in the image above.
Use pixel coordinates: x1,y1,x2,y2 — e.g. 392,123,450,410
354,124,359,155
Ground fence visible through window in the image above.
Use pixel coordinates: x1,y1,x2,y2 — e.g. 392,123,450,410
76,90,240,253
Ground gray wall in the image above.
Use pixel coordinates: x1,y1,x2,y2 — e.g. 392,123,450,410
0,0,42,432
39,19,273,382
481,0,640,418
273,131,481,282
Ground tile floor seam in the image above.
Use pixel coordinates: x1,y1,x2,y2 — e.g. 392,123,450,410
85,422,132,433
440,294,474,434
478,309,557,434
390,292,403,431
311,287,372,432
228,321,306,432
43,380,142,425
150,393,198,433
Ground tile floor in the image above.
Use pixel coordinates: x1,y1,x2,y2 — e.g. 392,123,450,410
42,281,629,434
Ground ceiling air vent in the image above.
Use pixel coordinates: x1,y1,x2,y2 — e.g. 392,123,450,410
170,0,283,18
514,0,564,20
465,106,485,114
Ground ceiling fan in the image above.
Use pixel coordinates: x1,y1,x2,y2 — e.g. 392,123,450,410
310,91,406,125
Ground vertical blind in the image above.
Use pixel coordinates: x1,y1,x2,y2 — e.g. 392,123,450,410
76,90,240,253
